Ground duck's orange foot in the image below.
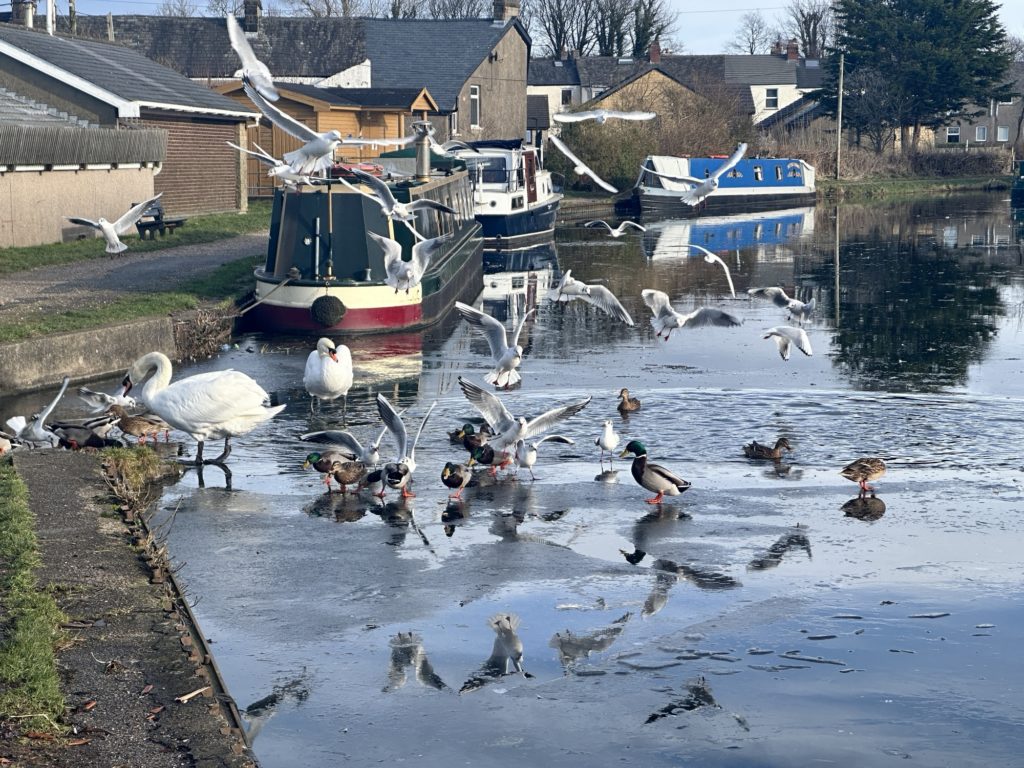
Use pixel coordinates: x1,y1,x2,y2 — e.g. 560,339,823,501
644,492,665,504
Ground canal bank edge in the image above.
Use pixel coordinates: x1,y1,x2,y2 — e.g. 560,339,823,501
7,450,255,768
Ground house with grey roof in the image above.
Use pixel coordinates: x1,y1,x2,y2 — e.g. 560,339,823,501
1,19,256,246
60,0,530,143
529,39,824,131
936,62,1024,154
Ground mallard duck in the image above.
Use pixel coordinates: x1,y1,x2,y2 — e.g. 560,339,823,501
451,423,493,450
442,462,471,499
595,419,620,464
617,388,641,414
108,405,170,443
743,437,793,460
619,440,690,504
303,450,357,491
841,457,886,495
328,460,367,494
467,443,503,475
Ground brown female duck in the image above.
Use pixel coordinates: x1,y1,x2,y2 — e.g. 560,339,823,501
840,457,886,495
617,388,641,415
743,437,793,460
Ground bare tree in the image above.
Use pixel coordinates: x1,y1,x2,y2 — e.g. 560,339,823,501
363,0,423,15
781,0,832,58
630,0,674,59
427,0,484,17
727,10,773,55
1007,33,1024,63
204,0,240,15
285,0,357,16
159,0,199,15
533,0,593,57
593,0,631,57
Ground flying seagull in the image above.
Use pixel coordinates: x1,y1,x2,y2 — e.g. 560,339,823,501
763,326,813,360
348,168,458,229
545,269,634,326
642,142,748,206
681,243,736,297
585,220,646,238
368,231,451,294
227,141,318,190
553,109,656,124
748,286,816,324
66,193,163,254
242,75,342,175
548,134,618,194
641,289,741,340
455,301,535,389
225,13,278,101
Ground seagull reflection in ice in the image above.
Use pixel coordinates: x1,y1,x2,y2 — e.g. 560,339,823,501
488,510,527,541
645,676,721,724
747,531,812,571
460,613,533,694
242,676,310,742
550,612,632,669
652,558,741,591
842,494,886,521
595,468,620,483
383,632,450,693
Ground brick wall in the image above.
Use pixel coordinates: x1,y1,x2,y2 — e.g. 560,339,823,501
139,114,243,215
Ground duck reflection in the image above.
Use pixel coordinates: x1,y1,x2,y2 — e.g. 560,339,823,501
747,530,812,571
383,632,449,693
441,500,470,538
301,492,368,523
764,460,803,480
841,494,886,521
550,612,632,670
460,613,533,694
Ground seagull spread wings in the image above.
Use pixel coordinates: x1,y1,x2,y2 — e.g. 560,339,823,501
642,143,748,206
300,425,389,464
458,377,591,449
67,193,163,237
764,326,813,360
576,284,634,326
242,77,318,145
455,302,533,363
342,135,416,148
548,135,617,194
226,14,278,101
682,243,736,297
642,289,741,339
585,219,646,237
553,109,656,124
377,393,435,465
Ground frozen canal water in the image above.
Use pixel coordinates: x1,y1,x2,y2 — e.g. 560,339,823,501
86,195,1024,764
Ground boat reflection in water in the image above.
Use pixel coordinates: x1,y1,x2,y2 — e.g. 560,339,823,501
641,206,815,260
481,239,557,323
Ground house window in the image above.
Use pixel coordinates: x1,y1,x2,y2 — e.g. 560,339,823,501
976,125,987,142
999,96,1014,105
561,88,572,105
998,125,1009,142
450,110,458,135
946,125,960,143
765,88,779,109
469,85,481,127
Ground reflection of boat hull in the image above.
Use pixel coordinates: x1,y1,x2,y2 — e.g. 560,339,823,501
244,184,484,336
477,199,561,250
642,207,815,259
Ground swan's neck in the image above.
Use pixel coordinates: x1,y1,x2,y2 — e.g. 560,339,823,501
138,352,173,403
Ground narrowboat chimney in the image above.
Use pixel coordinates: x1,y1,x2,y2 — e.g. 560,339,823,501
415,126,431,182
12,0,35,27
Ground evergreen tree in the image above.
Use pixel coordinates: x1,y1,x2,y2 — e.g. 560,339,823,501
820,0,1013,153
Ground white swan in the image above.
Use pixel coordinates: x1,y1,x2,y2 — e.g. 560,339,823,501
303,338,353,409
121,351,285,464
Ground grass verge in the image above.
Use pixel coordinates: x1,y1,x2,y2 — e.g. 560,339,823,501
0,463,65,731
0,200,272,277
0,255,261,344
818,175,1010,201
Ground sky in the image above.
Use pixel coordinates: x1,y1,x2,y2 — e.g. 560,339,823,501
31,0,1024,56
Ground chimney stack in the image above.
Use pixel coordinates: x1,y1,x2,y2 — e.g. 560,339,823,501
11,0,36,27
771,39,784,56
648,39,661,64
492,0,519,23
243,0,262,34
786,38,800,61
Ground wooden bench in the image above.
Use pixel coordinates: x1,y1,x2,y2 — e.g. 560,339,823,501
134,199,188,240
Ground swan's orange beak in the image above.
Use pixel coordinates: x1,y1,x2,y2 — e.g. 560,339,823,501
121,375,133,396
329,351,338,362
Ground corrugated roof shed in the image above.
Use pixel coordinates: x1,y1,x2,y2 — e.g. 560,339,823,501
0,22,255,115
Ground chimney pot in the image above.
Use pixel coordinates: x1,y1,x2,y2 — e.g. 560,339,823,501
786,38,800,61
243,0,262,34
492,0,519,23
648,39,661,64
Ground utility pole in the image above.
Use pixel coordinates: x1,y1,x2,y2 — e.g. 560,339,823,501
835,52,844,181
106,11,113,41
69,0,76,35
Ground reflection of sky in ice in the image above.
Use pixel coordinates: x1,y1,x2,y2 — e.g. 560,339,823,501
12,192,1024,767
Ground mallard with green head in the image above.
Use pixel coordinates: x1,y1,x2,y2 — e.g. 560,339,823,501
840,457,886,495
743,437,792,460
467,443,509,475
442,461,472,499
619,440,691,504
453,423,493,452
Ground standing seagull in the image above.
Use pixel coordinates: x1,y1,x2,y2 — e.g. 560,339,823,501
455,302,535,389
545,270,634,326
225,13,278,101
458,376,591,456
585,220,646,238
748,286,816,324
242,76,342,175
595,419,620,466
66,193,163,255
642,143,747,206
376,393,436,498
682,243,737,297
5,376,69,448
368,231,450,294
641,289,741,340
514,434,574,481
553,108,656,124
763,326,813,360
548,135,618,194
303,337,353,410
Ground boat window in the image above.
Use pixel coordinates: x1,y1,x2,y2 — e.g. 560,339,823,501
775,166,783,180
473,156,507,184
727,168,742,178
753,166,763,181
512,276,525,289
788,167,802,178
512,196,524,210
